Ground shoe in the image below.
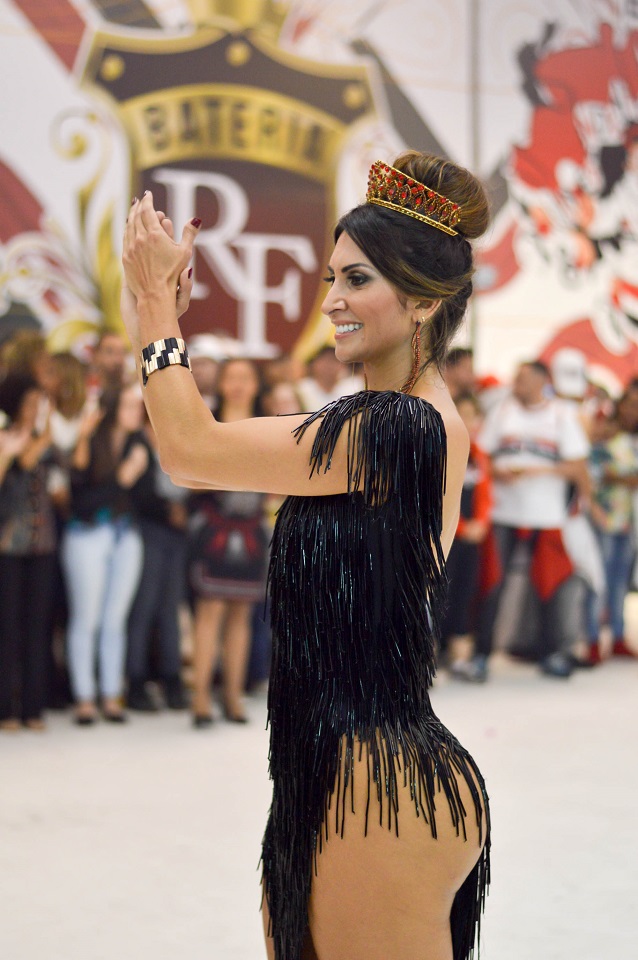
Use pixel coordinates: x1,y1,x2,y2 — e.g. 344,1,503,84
0,718,21,732
126,683,159,713
74,713,97,727
539,652,574,678
223,708,249,724
24,718,47,732
192,714,214,729
163,677,188,711
567,647,599,669
585,644,603,666
611,638,638,658
450,655,488,683
103,710,128,724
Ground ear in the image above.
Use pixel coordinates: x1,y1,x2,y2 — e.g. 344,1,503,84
413,300,441,322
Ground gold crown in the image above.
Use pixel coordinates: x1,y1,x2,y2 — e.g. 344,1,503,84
366,161,461,236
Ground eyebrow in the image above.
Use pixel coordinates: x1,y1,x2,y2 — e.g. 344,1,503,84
326,262,371,274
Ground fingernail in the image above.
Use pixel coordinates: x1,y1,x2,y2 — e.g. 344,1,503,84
191,218,202,228
143,190,149,197
131,197,138,205
188,268,193,279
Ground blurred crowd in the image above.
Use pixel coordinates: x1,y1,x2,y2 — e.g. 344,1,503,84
0,327,636,732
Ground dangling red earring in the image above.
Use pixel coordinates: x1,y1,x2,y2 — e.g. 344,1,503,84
401,318,424,394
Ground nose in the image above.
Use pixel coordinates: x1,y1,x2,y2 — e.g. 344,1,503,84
321,282,346,317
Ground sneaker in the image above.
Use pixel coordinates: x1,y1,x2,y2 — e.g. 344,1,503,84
611,638,638,658
126,683,159,712
450,655,488,683
539,652,573,678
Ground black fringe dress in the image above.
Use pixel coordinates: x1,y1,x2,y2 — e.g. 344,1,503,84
262,390,490,960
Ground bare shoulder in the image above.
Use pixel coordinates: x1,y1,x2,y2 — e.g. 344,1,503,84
416,389,469,468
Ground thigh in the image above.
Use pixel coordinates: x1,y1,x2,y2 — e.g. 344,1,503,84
308,740,486,960
62,525,112,624
102,526,143,624
0,554,24,644
23,554,56,645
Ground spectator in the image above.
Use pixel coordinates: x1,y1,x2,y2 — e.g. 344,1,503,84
88,331,128,393
62,384,146,725
586,399,638,661
187,334,225,411
471,360,591,679
187,359,268,727
47,352,88,457
443,346,475,399
296,346,363,411
262,353,306,389
126,408,189,711
0,373,57,731
441,393,492,675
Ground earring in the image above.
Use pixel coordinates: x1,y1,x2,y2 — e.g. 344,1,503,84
401,318,424,394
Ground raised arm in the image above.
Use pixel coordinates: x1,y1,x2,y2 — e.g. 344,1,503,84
121,194,349,497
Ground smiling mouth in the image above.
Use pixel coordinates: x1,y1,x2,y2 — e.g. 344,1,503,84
334,323,363,335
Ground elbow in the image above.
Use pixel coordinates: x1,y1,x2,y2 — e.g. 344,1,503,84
157,441,193,481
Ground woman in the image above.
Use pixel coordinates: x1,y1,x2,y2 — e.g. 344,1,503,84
0,373,57,731
62,383,146,724
586,397,638,661
443,392,492,681
126,405,189,712
187,357,267,725
122,152,491,960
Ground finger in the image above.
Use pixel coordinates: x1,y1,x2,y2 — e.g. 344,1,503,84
160,217,175,240
180,217,202,259
138,191,161,232
124,196,138,250
176,266,193,319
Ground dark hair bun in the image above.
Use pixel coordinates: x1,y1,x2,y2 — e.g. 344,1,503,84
392,150,490,240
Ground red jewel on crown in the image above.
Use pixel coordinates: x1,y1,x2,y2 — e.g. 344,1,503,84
365,161,462,235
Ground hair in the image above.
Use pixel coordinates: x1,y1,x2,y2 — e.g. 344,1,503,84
454,390,482,414
50,352,87,419
446,346,474,368
0,331,47,376
94,330,124,351
0,371,39,424
521,360,551,380
335,150,490,372
91,385,129,482
308,345,337,365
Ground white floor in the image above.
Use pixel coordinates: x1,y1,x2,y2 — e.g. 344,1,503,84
2,653,637,960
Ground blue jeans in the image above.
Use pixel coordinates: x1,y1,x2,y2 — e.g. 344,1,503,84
62,519,143,701
585,530,635,642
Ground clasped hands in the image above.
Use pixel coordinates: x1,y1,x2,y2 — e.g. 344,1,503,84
120,192,202,346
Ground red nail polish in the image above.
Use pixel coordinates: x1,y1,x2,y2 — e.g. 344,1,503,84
188,268,193,279
191,218,202,228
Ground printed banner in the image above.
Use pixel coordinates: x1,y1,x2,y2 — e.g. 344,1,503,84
0,0,637,391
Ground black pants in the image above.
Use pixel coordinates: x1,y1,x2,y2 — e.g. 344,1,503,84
474,524,570,660
440,539,480,647
127,521,186,683
0,553,56,721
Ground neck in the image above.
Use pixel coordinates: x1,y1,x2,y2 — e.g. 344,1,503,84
363,346,413,392
519,394,546,408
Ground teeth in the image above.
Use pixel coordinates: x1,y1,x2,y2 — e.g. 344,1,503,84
335,323,363,334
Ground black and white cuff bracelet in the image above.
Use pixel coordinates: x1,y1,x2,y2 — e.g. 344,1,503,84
140,337,192,386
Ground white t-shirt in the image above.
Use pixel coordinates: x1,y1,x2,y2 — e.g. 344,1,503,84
297,373,365,412
479,394,590,529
